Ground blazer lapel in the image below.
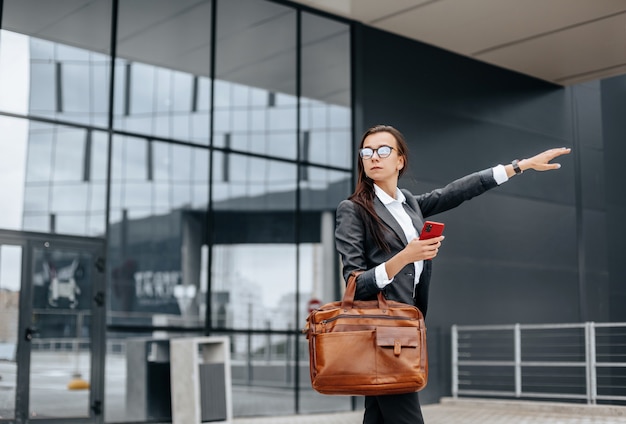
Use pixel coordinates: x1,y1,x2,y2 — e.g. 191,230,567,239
401,198,425,238
374,197,408,245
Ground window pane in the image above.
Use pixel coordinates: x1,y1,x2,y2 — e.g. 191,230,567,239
114,0,213,144
0,0,112,126
298,166,351,317
298,166,352,413
0,117,28,230
301,13,351,168
212,153,297,205
108,136,209,325
0,117,107,236
52,127,86,182
212,153,297,330
215,0,297,159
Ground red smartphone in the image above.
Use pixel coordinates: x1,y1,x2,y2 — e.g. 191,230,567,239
419,220,445,240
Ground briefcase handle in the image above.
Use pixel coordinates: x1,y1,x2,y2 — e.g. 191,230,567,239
341,271,389,310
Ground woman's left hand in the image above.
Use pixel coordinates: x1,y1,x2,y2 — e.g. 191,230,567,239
520,147,571,172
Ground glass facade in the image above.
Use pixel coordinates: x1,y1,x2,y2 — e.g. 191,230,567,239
0,0,352,421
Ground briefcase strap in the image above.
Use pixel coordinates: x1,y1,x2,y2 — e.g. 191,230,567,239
341,271,389,310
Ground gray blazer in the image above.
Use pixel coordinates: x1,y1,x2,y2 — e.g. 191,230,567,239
335,168,499,318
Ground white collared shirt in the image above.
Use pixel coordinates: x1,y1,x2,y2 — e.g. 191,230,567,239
373,165,508,289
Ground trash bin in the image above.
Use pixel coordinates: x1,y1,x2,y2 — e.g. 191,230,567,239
199,362,227,421
170,336,232,424
126,338,172,421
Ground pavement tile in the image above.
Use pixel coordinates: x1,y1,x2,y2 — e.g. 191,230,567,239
233,398,626,424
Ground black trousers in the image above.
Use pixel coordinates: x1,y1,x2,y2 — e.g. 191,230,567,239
363,392,424,424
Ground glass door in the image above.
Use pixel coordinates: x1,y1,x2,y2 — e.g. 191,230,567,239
0,241,22,421
0,230,105,424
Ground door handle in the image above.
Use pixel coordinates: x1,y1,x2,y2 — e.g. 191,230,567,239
91,400,102,416
25,326,39,341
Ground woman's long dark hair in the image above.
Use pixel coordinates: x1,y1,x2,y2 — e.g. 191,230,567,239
348,125,409,252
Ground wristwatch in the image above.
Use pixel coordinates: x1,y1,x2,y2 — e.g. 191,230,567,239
511,159,523,175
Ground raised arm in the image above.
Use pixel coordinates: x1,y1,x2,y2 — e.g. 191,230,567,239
504,147,571,178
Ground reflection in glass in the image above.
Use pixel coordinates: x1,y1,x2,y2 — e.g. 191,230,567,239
213,153,298,204
0,245,22,420
212,152,297,330
300,167,352,210
296,167,353,415
214,0,297,159
301,12,352,169
298,166,352,320
1,0,354,419
0,31,30,115
29,247,93,419
227,333,298,417
0,117,29,231
21,124,108,236
1,0,112,126
114,0,213,144
212,244,298,332
108,136,209,325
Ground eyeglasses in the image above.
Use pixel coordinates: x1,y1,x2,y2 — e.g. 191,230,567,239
359,145,394,160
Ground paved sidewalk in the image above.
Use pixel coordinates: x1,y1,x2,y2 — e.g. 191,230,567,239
233,398,626,424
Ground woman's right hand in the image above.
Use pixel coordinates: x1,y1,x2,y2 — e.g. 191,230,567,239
383,235,445,281
403,235,445,262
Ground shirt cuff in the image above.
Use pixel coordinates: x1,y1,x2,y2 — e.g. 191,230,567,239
492,164,509,185
375,263,393,289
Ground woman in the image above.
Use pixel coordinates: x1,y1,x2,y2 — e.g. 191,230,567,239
334,124,571,424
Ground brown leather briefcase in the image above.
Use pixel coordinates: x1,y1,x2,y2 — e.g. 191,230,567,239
303,272,428,396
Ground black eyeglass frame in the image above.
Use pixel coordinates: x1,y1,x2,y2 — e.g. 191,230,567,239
359,145,395,159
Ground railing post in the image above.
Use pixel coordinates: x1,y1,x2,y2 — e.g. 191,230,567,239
585,321,597,405
514,323,521,398
451,324,458,398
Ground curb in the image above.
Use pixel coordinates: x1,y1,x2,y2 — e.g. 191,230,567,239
439,397,626,417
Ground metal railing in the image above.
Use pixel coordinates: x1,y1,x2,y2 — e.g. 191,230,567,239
452,322,626,405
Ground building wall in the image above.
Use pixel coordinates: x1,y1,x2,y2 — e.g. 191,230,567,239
600,76,626,323
353,24,615,402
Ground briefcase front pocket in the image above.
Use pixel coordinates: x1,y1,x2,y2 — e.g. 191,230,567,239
376,326,419,355
313,330,377,388
374,326,425,385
